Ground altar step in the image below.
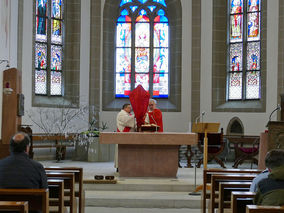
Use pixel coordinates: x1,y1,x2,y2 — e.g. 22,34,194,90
85,207,201,213
85,190,201,209
83,179,200,192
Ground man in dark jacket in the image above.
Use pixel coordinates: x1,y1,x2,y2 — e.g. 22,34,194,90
254,149,284,205
0,132,48,189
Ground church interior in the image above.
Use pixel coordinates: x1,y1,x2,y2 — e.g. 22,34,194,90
1,0,284,212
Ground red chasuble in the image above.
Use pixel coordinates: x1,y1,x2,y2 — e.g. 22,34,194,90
148,109,163,132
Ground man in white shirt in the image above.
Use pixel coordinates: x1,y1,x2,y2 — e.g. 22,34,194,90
116,103,135,132
115,104,136,170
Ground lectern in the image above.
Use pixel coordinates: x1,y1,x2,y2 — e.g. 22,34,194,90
192,122,220,169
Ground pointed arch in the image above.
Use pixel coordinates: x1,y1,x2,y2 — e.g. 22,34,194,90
102,0,182,111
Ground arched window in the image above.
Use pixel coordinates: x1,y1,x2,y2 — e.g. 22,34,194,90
227,0,261,100
34,0,64,96
115,0,169,98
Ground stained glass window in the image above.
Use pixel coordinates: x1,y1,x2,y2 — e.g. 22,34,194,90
116,0,169,98
35,0,64,96
227,0,261,100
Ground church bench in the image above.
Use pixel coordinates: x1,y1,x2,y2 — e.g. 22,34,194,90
46,172,75,213
32,134,76,160
231,191,256,213
0,201,28,213
0,189,49,213
246,205,284,213
218,181,252,213
45,167,84,213
48,179,65,213
202,168,261,213
209,173,257,213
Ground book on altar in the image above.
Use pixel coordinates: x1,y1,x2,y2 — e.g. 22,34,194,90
140,124,160,132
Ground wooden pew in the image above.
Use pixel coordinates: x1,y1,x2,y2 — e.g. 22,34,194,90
209,173,257,213
218,181,251,213
231,191,256,213
48,179,64,213
0,189,49,213
246,205,284,213
0,201,28,213
202,168,261,213
46,172,75,213
45,167,84,213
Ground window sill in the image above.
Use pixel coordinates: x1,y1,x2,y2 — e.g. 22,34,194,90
214,100,265,112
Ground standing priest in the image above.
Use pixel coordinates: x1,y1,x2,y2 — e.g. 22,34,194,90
145,99,164,132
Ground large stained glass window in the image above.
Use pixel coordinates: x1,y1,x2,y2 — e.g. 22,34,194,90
116,0,169,98
35,0,64,95
227,0,261,100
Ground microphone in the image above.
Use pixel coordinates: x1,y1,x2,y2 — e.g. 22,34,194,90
151,115,158,132
195,111,206,123
266,104,281,127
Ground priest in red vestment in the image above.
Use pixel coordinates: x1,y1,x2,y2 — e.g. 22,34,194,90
145,99,163,132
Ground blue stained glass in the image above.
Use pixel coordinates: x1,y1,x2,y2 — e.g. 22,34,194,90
157,9,165,16
154,23,168,47
52,0,62,19
153,0,167,7
231,0,243,14
139,9,147,15
148,6,156,12
154,15,168,22
37,0,48,16
120,0,132,6
130,6,138,12
116,23,132,47
138,0,148,4
121,9,129,16
118,15,131,22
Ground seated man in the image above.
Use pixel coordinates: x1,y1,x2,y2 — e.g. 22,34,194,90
145,99,163,132
254,149,284,205
0,132,48,189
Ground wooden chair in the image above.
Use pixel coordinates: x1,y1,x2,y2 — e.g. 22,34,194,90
0,189,49,213
209,173,257,213
226,135,260,168
246,205,284,213
202,168,261,213
231,191,256,213
0,201,28,213
46,172,75,213
48,179,65,213
197,129,226,168
218,181,252,213
45,167,84,213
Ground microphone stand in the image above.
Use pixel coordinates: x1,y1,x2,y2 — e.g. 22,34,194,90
151,115,158,132
189,149,201,196
266,105,281,127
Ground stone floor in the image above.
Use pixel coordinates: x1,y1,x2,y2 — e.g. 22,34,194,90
40,160,258,213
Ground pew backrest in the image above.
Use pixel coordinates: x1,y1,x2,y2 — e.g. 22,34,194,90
246,204,284,213
0,201,28,213
0,189,48,213
231,191,256,213
48,179,64,213
45,167,84,213
202,168,261,213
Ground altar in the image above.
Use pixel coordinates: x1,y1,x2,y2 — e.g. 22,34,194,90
100,132,198,177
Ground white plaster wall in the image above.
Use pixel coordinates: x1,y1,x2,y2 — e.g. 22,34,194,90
100,0,192,133
200,0,279,135
0,0,18,138
21,0,90,133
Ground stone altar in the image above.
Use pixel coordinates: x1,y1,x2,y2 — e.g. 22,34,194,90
100,132,198,177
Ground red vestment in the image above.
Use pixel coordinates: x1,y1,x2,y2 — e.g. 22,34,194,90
148,109,163,132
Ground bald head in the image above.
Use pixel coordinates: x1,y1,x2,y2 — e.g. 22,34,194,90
10,132,30,153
